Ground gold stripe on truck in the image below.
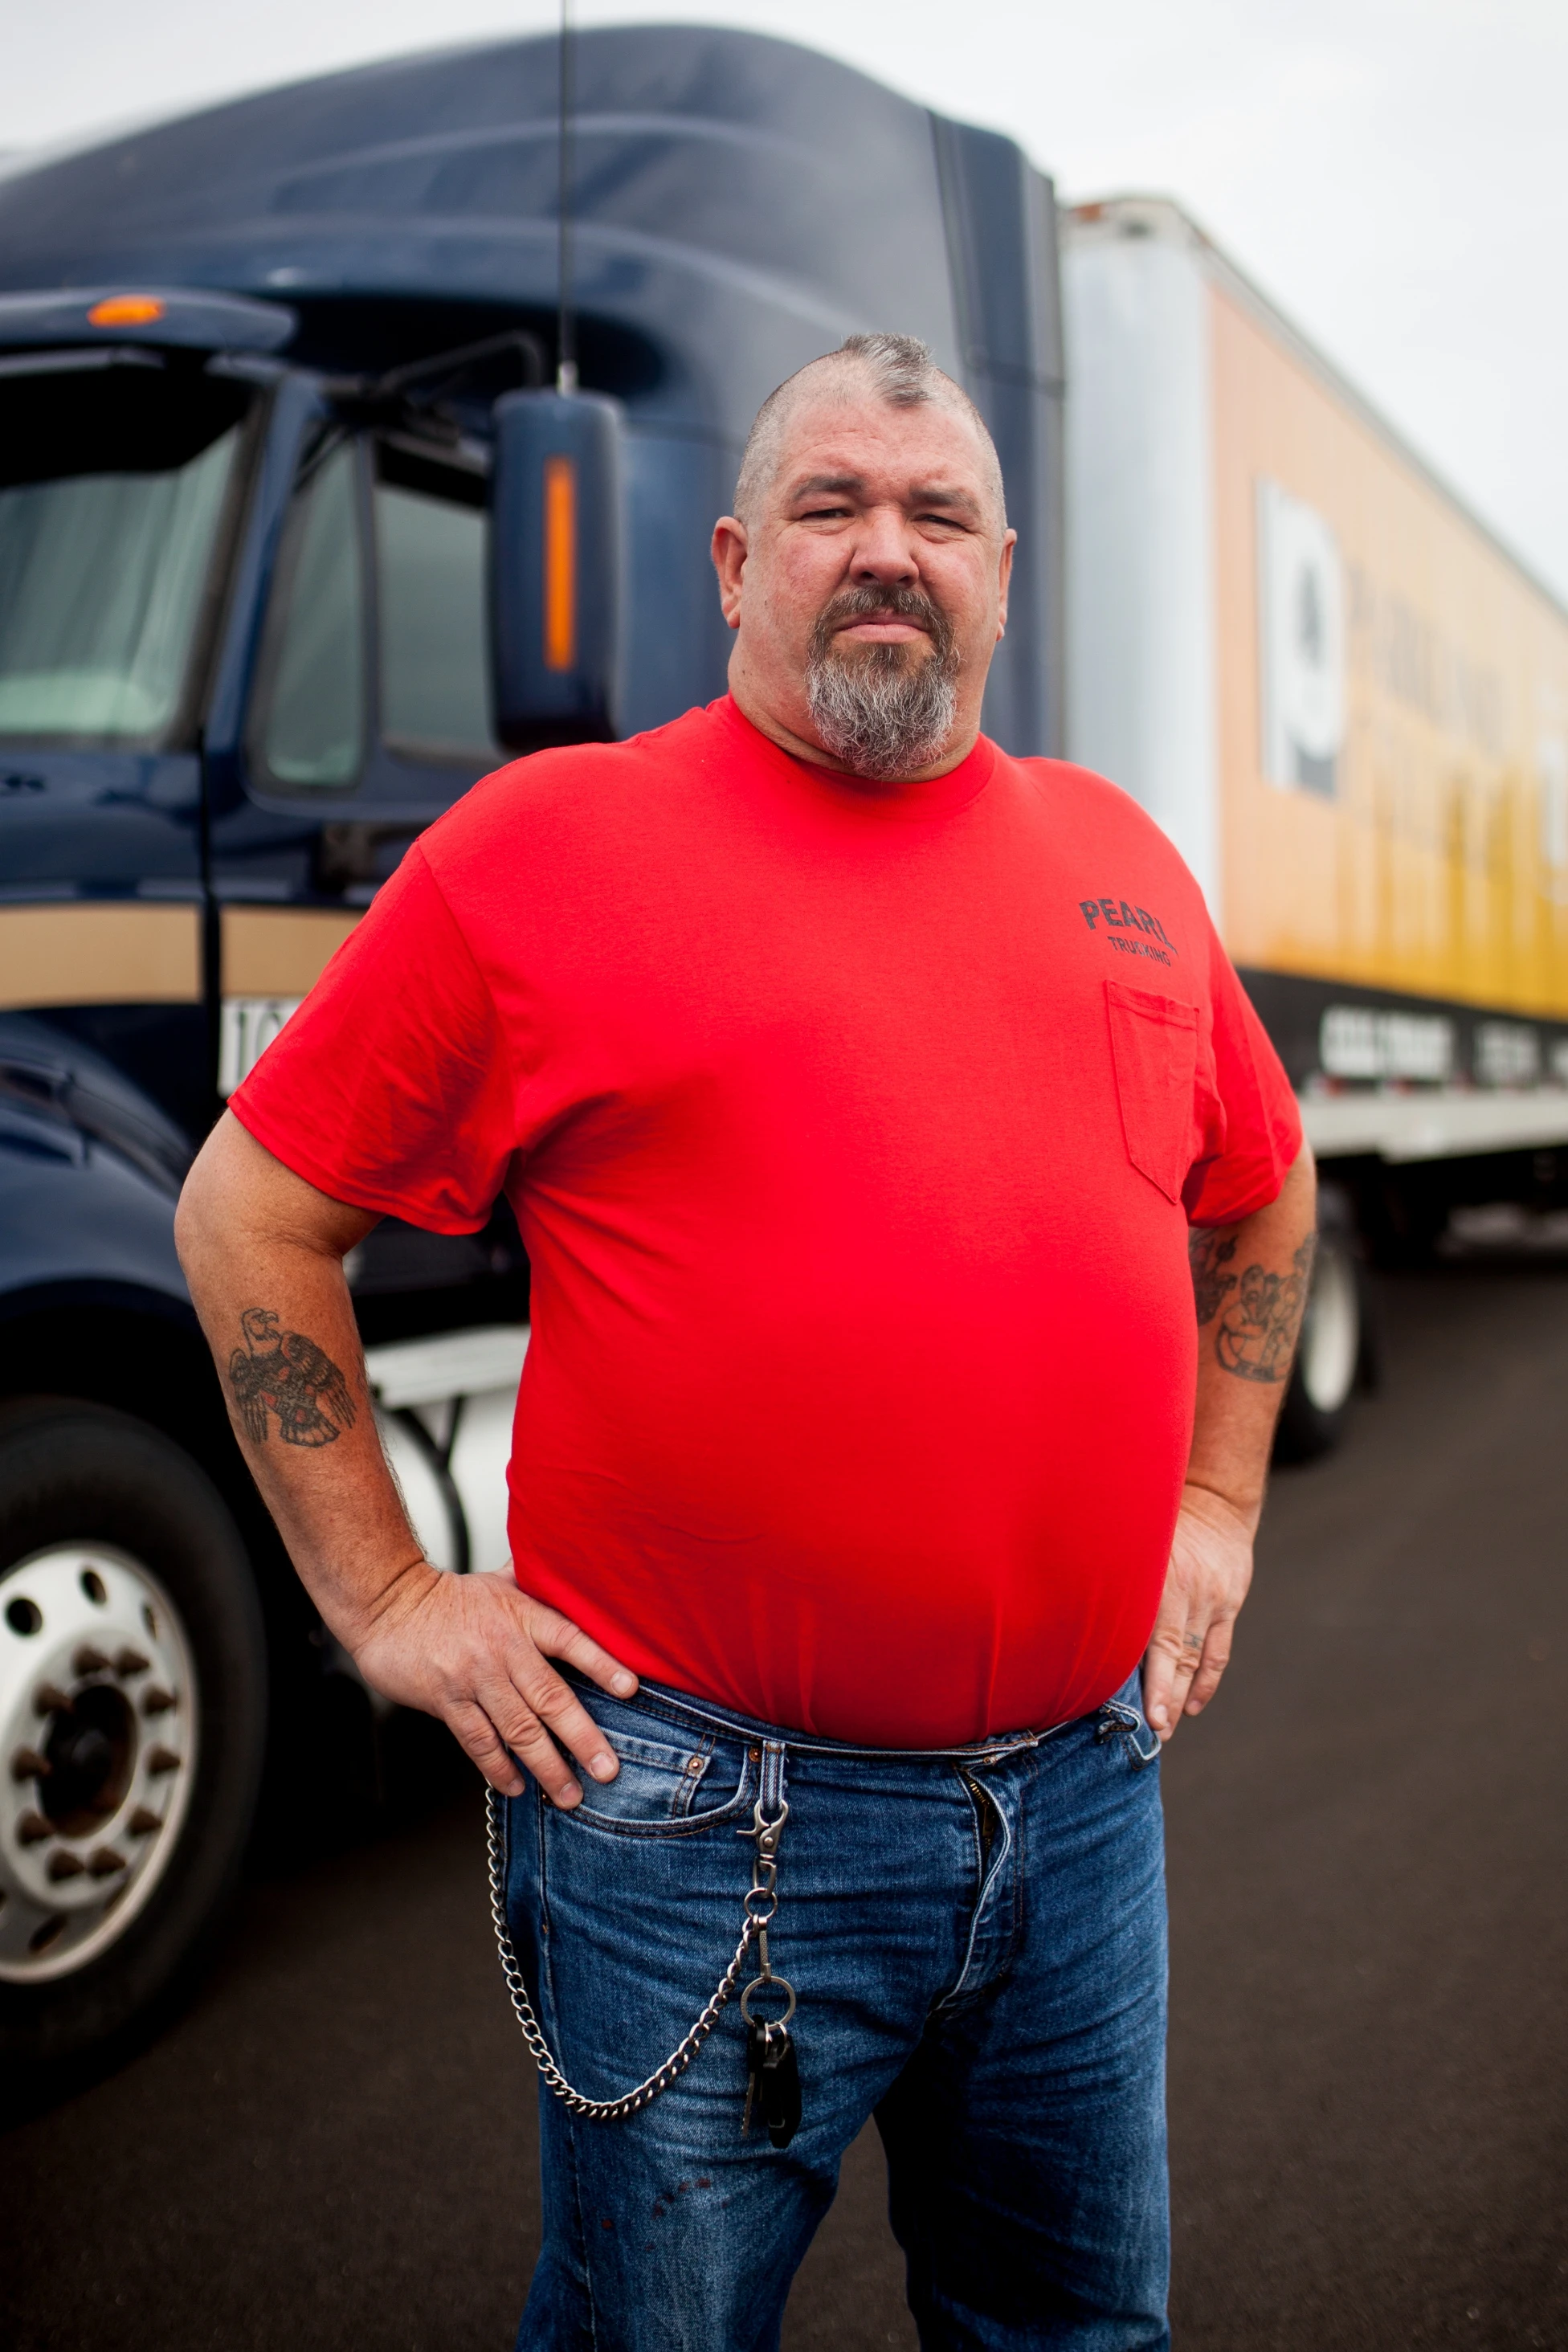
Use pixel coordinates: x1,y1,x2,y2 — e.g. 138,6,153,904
0,902,202,1010
221,906,361,998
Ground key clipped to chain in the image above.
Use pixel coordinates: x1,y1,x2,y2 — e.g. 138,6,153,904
738,1793,801,2149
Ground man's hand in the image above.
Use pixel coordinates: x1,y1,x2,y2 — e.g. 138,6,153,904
1142,1484,1255,1742
347,1562,639,1807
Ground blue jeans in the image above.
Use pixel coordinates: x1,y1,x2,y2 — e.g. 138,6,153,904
503,1669,1168,2352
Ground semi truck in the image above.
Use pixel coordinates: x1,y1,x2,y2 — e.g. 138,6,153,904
0,24,1563,2081
0,23,1063,2081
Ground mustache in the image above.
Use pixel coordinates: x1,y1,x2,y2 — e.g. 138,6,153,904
807,584,955,664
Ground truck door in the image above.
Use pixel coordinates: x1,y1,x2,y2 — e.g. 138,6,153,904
210,419,502,1092
0,349,258,1140
207,409,532,1343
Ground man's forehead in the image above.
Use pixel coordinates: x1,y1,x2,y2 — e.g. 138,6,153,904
770,392,993,507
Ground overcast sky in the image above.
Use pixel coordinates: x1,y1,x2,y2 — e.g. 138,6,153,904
7,1,1567,603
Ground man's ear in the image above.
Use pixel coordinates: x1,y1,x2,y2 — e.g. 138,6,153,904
995,529,1018,640
711,515,748,632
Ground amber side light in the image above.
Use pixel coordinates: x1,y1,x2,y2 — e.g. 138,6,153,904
542,455,578,673
87,295,166,328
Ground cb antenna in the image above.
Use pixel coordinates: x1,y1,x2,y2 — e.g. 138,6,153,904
556,0,578,393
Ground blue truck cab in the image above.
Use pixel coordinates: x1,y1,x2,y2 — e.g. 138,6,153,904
0,26,1064,2077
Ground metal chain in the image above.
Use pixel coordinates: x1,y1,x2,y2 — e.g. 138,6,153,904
484,1783,766,2122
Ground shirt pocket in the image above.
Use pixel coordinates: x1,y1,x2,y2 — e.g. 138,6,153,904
1105,980,1204,1203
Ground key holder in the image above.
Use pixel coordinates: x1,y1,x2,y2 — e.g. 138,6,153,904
739,1791,797,2025
737,1783,802,2146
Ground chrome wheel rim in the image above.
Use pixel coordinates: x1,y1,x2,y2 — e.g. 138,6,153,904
0,1546,198,1982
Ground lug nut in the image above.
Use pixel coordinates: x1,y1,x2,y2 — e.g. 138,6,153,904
146,1746,181,1775
88,1848,126,1877
129,1807,161,1836
72,1645,110,1676
141,1688,175,1717
114,1648,150,1676
16,1811,52,1845
10,1746,50,1782
47,1851,84,1881
34,1684,71,1716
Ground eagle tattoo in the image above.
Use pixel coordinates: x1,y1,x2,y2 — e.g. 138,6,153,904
229,1307,358,1447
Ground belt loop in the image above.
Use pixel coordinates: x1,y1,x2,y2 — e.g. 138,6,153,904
759,1737,788,1816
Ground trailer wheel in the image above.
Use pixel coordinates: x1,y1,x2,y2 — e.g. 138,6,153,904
1275,1199,1367,1461
0,1402,265,2085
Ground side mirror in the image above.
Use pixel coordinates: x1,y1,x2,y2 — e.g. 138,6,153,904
489,390,623,749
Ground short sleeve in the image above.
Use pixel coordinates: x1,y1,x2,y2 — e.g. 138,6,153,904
1183,924,1304,1227
229,844,518,1233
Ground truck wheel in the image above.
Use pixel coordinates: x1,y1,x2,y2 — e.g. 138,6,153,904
1274,1203,1366,1461
0,1402,265,2084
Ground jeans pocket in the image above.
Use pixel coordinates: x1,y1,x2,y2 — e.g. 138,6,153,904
1095,1693,1162,1770
568,1722,755,1838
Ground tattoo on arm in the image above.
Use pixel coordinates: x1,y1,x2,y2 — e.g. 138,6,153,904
227,1306,359,1447
1210,1233,1317,1384
1189,1227,1240,1325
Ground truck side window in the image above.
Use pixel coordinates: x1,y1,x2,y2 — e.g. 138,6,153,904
255,439,367,791
374,442,498,764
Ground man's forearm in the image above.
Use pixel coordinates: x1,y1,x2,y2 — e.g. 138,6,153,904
1186,1142,1318,1525
175,1115,422,1647
1142,1144,1318,1739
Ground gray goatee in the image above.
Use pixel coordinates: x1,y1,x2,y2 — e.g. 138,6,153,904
805,586,960,782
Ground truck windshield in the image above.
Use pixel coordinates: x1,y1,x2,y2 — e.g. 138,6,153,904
0,360,249,744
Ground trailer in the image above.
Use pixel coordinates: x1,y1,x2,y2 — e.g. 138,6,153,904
0,27,1063,2080
1063,195,1568,1447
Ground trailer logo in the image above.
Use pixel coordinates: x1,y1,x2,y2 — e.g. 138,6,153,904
1079,897,1177,965
1258,480,1345,798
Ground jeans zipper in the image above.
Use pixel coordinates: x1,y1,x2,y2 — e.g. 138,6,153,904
960,1770,996,1870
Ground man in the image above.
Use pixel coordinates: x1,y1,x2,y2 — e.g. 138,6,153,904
177,333,1313,2351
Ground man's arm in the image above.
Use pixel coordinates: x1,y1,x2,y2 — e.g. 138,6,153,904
1143,1141,1317,1741
174,1113,633,1806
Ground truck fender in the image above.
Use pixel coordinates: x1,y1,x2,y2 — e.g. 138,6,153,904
0,1012,193,1310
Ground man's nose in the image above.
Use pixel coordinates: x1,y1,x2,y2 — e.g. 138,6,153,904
848,507,919,584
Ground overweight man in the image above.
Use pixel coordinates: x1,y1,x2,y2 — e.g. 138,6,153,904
178,333,1314,2352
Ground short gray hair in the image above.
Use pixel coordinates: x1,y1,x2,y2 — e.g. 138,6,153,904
733,333,1006,526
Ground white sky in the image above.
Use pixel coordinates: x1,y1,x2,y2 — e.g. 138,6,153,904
6,1,1567,602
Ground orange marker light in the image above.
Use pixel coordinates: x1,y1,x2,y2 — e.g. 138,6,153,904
87,294,166,328
542,455,578,673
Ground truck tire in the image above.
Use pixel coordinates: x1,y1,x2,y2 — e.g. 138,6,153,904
0,1401,266,2085
1274,1198,1368,1461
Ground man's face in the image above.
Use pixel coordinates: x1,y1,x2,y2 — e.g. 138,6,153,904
713,386,1015,781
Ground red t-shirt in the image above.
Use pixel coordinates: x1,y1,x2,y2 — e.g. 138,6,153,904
232,696,1301,1745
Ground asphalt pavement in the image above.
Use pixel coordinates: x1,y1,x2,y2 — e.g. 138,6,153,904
4,1263,1567,2350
